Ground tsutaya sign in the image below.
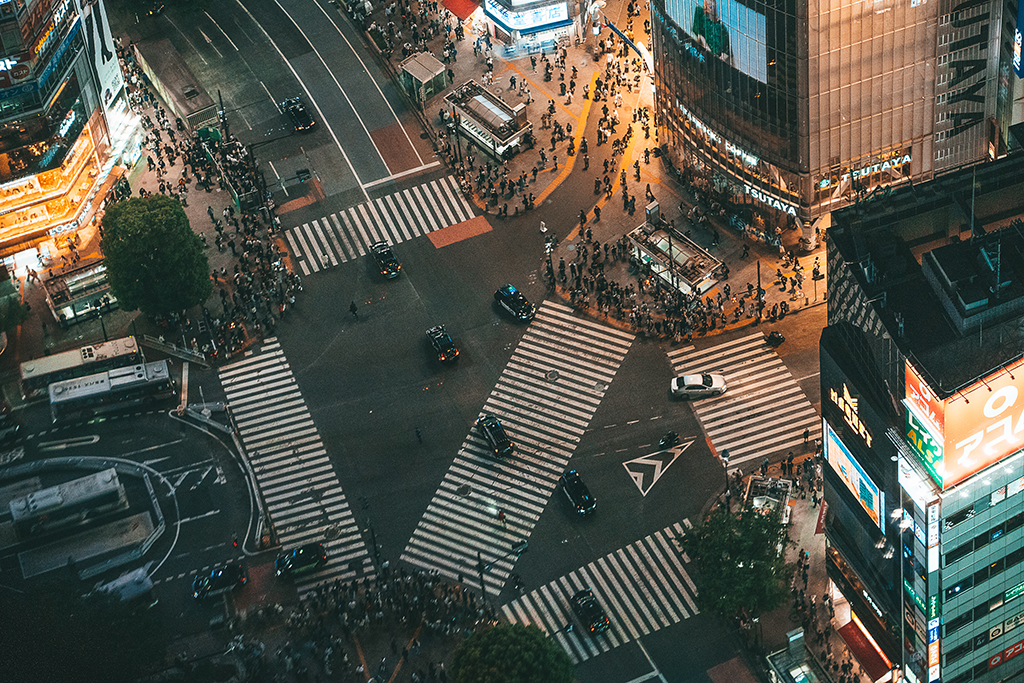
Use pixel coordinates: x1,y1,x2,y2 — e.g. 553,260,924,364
819,154,912,189
744,185,797,216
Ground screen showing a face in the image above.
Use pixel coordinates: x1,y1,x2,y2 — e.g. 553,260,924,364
664,0,767,82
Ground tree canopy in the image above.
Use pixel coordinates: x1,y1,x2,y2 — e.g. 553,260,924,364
0,580,166,683
101,194,211,315
450,623,573,683
679,504,792,620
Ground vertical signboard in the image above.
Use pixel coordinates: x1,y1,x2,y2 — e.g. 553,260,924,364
1015,0,1023,78
79,0,123,112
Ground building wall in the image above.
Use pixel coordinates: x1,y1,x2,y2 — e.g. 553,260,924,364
938,456,1024,682
808,0,936,211
653,0,1011,220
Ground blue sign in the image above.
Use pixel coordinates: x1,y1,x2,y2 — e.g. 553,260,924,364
484,0,570,34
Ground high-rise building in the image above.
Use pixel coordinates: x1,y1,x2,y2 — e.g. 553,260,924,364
651,0,1024,232
821,150,1024,683
0,0,135,267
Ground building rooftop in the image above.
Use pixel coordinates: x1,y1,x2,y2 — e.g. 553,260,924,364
443,81,528,142
829,152,1024,398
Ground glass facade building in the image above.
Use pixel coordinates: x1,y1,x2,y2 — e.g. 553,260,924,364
651,0,1022,224
0,0,136,262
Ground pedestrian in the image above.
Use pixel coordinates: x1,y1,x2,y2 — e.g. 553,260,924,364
415,427,423,443
350,301,359,318
803,427,810,444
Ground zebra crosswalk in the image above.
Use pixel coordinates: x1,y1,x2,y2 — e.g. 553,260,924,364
285,176,475,275
218,338,372,594
667,331,821,468
501,522,699,663
400,301,634,593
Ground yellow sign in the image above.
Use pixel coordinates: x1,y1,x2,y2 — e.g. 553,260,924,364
830,384,873,447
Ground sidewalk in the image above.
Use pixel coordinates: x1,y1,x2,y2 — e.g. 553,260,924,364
733,454,874,683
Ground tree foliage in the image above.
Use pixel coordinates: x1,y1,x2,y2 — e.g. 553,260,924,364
450,623,573,683
101,194,211,315
0,580,167,683
680,504,792,619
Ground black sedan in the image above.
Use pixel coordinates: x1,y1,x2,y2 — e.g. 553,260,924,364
571,588,610,634
559,470,596,515
275,543,327,577
494,284,536,321
192,563,246,599
476,413,514,458
280,97,315,133
426,325,459,362
370,241,401,279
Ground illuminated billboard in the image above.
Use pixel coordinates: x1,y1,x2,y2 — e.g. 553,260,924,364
484,0,570,34
663,0,767,83
825,422,884,529
904,359,1024,489
1015,0,1023,78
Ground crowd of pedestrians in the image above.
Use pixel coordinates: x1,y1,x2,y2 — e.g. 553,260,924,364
235,566,496,682
113,37,301,359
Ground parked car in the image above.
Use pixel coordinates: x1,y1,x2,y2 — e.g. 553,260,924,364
370,241,401,279
426,325,459,362
571,588,610,634
670,373,727,399
192,563,246,599
476,413,514,458
280,97,315,133
494,284,536,321
275,543,327,577
559,470,596,515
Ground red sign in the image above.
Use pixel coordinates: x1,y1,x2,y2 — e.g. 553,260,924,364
991,635,1024,668
905,359,1024,489
944,357,1024,488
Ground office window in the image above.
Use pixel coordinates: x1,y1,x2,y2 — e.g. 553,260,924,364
946,575,974,601
947,541,973,565
946,640,974,664
945,611,972,635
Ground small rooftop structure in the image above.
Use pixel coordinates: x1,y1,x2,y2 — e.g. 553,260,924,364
443,81,532,159
828,151,1024,397
626,201,722,295
399,52,448,103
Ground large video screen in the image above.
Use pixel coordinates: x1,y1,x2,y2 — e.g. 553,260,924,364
664,0,767,83
825,422,884,529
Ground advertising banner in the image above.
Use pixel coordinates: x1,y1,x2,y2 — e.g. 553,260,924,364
904,359,1024,489
79,0,123,112
824,423,883,529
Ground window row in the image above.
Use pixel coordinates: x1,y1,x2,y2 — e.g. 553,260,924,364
943,544,1024,604
945,510,1024,566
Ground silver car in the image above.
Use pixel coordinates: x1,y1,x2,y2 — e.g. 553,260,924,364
670,373,727,398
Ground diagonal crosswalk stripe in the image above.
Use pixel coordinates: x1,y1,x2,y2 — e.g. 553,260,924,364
667,332,821,467
500,523,698,663
219,338,372,594
400,302,634,593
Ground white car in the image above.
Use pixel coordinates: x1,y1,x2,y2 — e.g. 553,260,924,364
671,373,727,398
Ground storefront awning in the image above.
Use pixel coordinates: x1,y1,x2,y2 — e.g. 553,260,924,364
838,620,892,682
443,0,478,19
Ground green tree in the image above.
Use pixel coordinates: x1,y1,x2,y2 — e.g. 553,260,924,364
0,580,167,683
450,623,573,683
101,194,211,315
680,504,792,620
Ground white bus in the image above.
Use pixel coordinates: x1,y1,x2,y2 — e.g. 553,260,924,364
48,360,176,423
20,336,142,401
9,468,128,538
